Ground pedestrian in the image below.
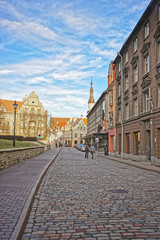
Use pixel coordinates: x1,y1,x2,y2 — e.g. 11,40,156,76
104,145,108,156
90,144,95,159
85,144,89,159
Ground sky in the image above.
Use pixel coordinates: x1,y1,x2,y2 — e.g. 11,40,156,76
0,0,151,118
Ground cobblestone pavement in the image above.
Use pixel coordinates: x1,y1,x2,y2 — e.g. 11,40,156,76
22,147,160,240
0,148,60,240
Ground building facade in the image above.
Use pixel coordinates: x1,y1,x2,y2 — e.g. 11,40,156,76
108,62,117,155
86,90,109,148
0,91,47,140
63,116,87,146
114,0,160,166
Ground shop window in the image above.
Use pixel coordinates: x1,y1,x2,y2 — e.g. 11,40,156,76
134,132,140,155
126,133,130,154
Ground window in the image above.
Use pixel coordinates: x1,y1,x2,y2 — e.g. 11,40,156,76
84,127,85,130
144,91,150,112
75,133,77,138
7,115,10,119
133,38,138,52
144,21,149,38
118,62,121,72
134,98,138,116
109,113,113,127
7,122,9,126
118,109,121,122
133,65,138,83
30,129,34,133
21,122,23,126
125,104,129,120
20,129,23,133
144,55,149,74
158,42,160,63
0,129,2,133
158,86,160,107
80,134,82,138
125,51,128,63
118,84,121,96
109,92,113,106
124,75,129,91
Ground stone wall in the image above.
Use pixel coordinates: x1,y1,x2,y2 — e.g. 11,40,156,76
0,146,51,170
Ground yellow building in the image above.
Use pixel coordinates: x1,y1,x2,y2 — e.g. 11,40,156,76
0,91,47,140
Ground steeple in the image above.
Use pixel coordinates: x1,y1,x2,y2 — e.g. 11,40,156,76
88,78,95,111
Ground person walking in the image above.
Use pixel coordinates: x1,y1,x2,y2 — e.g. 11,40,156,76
104,144,108,156
85,144,89,159
90,144,95,159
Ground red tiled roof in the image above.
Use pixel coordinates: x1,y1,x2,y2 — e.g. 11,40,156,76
0,99,23,111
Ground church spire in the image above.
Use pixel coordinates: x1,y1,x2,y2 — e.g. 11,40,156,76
88,78,95,111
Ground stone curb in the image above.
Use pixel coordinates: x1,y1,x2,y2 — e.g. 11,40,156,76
97,153,160,174
9,148,61,240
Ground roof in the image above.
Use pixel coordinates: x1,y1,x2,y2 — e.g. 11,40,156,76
0,99,23,112
50,117,70,130
114,0,156,63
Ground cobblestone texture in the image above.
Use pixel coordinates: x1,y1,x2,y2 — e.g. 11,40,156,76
21,148,160,240
0,148,59,240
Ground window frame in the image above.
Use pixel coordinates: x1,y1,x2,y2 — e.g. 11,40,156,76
133,37,138,53
144,21,149,39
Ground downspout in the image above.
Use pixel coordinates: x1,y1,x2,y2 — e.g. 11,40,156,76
117,52,124,158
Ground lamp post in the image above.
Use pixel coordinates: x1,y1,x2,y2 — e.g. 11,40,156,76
13,100,18,147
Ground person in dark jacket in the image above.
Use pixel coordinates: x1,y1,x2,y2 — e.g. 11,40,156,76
85,144,89,159
104,145,108,156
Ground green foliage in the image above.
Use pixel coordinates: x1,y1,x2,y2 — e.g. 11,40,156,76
0,139,39,149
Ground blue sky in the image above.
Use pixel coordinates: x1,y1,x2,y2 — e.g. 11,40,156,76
0,0,151,117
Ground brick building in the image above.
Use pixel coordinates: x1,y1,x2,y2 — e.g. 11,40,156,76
114,0,160,166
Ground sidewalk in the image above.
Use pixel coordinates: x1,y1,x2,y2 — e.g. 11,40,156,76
96,150,160,174
0,147,61,240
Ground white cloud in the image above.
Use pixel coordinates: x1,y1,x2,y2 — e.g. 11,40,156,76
0,70,15,75
0,19,57,41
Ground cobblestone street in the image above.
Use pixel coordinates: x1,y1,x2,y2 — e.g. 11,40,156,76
22,147,160,240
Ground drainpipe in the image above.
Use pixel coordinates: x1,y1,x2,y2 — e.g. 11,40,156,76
117,52,124,158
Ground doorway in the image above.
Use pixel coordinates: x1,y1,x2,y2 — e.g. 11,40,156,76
146,130,151,161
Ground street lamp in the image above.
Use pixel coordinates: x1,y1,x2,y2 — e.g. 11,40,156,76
13,100,18,147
